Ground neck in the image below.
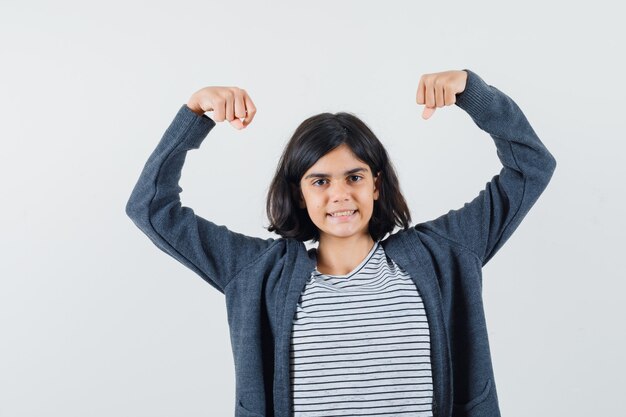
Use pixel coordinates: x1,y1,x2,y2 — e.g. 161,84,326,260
315,233,376,276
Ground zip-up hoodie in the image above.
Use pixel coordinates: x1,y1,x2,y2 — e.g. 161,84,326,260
125,69,557,417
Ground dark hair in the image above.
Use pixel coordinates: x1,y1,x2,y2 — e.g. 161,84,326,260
265,111,411,243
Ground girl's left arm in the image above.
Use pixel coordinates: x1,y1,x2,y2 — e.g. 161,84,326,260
416,69,557,267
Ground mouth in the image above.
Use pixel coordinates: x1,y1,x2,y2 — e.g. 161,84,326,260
327,209,357,219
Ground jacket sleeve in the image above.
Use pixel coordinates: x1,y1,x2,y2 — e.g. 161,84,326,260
415,69,557,267
125,104,275,294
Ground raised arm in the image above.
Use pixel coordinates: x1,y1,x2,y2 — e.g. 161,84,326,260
415,69,557,266
125,87,274,293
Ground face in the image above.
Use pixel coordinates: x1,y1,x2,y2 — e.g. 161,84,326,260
298,144,380,243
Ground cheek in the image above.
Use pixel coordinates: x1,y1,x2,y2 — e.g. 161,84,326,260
304,195,323,211
302,198,322,215
313,205,326,217
362,200,376,216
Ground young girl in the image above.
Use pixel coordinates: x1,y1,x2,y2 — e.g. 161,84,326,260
126,69,556,417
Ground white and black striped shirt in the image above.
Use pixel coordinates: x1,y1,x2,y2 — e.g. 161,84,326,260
290,240,434,416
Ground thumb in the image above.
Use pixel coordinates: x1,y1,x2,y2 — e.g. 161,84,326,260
422,106,436,120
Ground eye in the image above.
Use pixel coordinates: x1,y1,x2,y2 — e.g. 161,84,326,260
312,179,328,186
349,175,363,182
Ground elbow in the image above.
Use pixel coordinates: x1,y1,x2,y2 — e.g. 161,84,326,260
540,152,557,186
125,199,152,233
125,194,138,219
125,199,135,220
547,153,557,176
125,182,150,222
125,195,146,225
547,148,557,169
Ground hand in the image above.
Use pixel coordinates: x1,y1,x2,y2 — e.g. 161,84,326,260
186,86,256,130
416,70,468,120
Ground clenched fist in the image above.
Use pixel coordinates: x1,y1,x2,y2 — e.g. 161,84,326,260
187,86,257,130
416,70,468,120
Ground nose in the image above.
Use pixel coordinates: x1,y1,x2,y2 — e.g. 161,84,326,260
329,181,351,202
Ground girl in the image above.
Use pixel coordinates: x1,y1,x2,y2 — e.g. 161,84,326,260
126,69,556,417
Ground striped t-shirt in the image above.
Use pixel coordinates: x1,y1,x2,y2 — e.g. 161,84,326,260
290,240,434,416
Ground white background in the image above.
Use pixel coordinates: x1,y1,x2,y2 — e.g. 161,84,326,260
1,1,624,416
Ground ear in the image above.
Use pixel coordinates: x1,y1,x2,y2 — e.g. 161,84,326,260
373,172,381,200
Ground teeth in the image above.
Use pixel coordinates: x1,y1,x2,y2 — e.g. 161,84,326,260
330,210,355,217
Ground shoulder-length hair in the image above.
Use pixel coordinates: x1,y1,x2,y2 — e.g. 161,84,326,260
265,111,411,243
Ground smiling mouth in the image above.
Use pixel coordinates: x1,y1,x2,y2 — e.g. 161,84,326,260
327,210,357,218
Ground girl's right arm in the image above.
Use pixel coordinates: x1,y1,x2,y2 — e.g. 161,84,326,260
125,87,274,294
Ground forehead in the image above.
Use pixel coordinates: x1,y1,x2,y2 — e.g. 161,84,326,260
304,144,369,173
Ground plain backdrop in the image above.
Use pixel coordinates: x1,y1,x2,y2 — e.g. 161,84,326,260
1,1,624,416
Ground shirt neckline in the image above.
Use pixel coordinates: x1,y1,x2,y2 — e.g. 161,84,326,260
314,240,380,279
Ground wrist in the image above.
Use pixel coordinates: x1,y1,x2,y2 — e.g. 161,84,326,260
186,102,205,116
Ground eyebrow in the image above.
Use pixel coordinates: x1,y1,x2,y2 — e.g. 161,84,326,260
303,167,368,180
